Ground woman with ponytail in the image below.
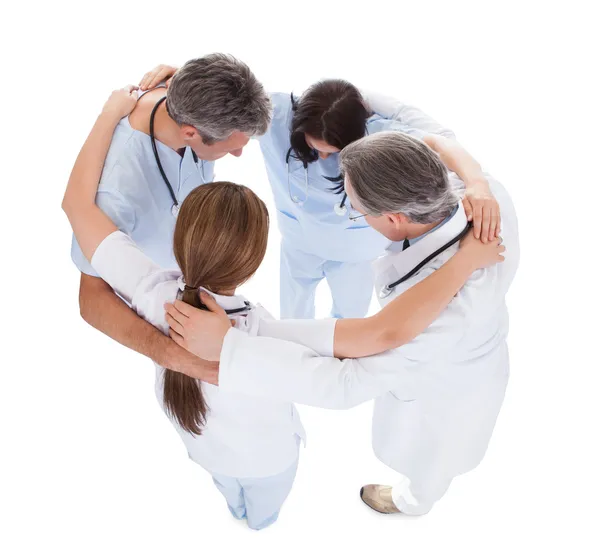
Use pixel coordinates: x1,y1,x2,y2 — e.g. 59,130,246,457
62,89,504,529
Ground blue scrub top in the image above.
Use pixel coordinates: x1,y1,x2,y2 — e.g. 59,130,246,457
71,115,214,276
259,92,418,263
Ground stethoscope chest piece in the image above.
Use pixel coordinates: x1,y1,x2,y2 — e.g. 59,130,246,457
291,195,305,206
171,204,180,218
333,202,347,216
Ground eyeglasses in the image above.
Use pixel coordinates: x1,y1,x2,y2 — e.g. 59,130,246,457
349,211,369,222
347,199,369,222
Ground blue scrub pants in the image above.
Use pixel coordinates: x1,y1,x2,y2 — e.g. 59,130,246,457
211,458,299,530
280,243,374,319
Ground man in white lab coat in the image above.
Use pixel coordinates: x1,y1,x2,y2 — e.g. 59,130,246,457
165,131,520,516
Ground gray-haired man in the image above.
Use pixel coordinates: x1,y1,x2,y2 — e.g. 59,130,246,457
165,131,520,515
71,54,271,376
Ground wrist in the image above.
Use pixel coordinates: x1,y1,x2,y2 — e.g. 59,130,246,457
162,343,219,383
464,174,489,192
97,110,123,126
452,250,479,276
182,357,219,384
160,340,187,372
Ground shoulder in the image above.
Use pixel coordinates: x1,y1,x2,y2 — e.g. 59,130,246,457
259,92,293,149
268,91,294,124
99,120,147,186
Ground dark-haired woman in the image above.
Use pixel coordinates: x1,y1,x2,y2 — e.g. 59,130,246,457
263,84,499,320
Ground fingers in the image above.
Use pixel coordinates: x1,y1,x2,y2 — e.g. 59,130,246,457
165,312,184,336
123,84,139,94
139,68,160,91
494,211,502,238
147,68,170,90
488,207,500,243
488,217,497,243
481,206,491,243
169,300,194,319
199,291,227,316
169,329,185,347
139,72,150,90
472,206,483,239
462,197,474,222
498,245,506,253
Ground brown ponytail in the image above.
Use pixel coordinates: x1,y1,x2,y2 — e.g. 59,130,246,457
162,287,209,436
162,182,269,436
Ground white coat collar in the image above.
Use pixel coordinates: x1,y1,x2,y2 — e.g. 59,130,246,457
176,277,249,312
373,202,468,302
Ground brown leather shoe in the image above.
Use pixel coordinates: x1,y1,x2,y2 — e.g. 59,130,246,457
360,484,401,514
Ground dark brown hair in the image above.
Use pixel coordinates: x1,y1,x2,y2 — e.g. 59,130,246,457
163,182,269,435
289,79,370,193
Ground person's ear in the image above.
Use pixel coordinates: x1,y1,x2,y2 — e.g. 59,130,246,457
181,124,198,142
385,212,408,230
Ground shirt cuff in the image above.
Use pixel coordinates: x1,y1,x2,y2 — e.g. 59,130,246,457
256,317,337,357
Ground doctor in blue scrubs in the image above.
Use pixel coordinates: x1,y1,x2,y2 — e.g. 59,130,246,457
139,68,500,320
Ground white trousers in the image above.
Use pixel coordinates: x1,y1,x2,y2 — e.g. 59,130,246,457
391,473,453,516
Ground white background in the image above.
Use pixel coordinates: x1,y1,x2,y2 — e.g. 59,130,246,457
2,1,599,545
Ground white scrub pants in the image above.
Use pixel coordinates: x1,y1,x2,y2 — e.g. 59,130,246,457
391,473,453,516
280,243,374,319
211,458,299,530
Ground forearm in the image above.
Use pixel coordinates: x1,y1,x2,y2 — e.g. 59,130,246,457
80,274,218,383
424,134,486,186
62,112,121,260
334,252,476,358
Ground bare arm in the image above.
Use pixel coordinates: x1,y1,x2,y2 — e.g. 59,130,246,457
424,134,484,188
424,134,501,241
63,87,217,383
333,231,504,357
62,92,133,259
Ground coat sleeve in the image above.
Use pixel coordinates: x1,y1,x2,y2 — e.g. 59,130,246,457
361,89,456,139
90,231,161,305
219,327,398,409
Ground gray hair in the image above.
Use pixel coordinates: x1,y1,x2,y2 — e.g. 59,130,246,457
166,53,272,145
339,131,459,224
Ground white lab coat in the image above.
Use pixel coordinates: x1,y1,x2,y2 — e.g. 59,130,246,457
218,176,519,511
90,231,336,479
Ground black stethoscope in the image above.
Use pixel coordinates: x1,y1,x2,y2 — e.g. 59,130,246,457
150,96,205,218
379,221,473,299
285,148,349,216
